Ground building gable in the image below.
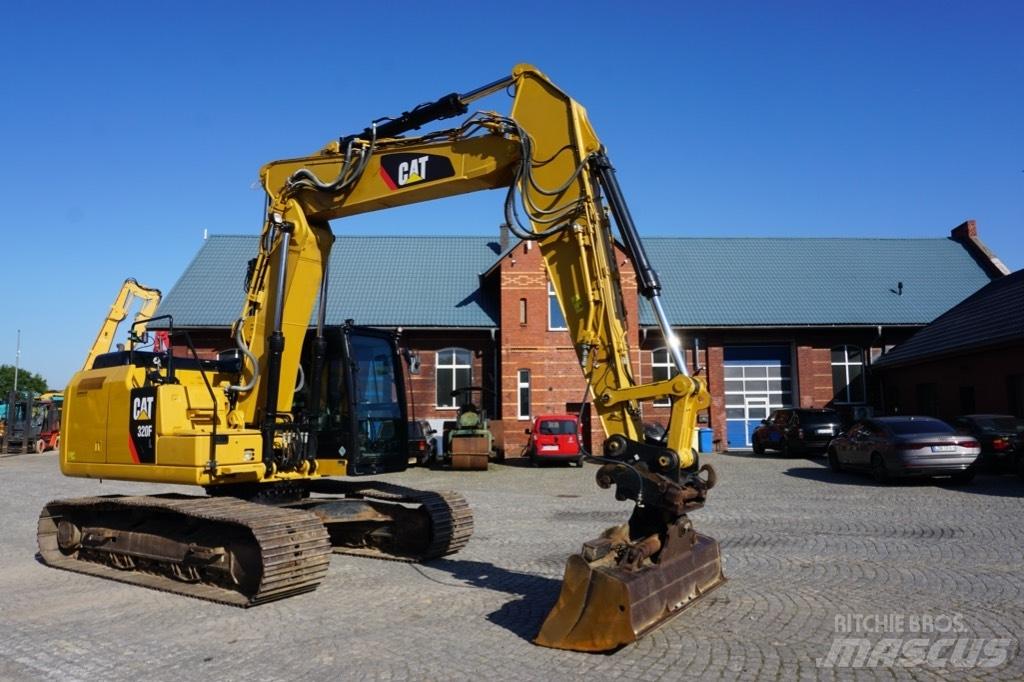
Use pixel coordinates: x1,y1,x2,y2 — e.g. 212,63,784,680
873,268,1024,368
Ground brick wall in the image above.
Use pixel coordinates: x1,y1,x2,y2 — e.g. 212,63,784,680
496,240,641,456
795,345,833,408
875,344,1024,421
398,329,495,423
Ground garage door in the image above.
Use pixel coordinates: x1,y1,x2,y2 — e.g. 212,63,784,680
724,345,793,448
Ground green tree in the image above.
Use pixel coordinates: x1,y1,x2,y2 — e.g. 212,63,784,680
0,364,49,398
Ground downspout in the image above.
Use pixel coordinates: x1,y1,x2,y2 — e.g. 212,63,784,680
490,328,499,417
874,325,884,415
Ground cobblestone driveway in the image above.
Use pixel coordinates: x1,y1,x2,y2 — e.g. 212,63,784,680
1,451,1021,681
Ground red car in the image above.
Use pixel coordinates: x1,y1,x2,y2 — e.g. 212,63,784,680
525,415,583,466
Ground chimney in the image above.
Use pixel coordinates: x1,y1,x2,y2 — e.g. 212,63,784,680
950,219,977,241
949,219,1009,278
499,222,510,252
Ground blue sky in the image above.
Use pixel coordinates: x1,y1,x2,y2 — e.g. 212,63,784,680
2,2,1021,388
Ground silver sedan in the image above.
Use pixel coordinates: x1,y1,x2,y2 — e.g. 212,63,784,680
827,416,980,484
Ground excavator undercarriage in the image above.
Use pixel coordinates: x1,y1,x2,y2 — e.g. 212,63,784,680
38,482,472,605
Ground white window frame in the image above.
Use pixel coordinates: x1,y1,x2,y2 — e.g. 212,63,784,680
651,347,676,407
435,347,472,409
547,281,568,331
517,369,531,420
831,345,866,404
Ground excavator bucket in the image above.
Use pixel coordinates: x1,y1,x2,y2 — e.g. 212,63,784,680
535,523,725,653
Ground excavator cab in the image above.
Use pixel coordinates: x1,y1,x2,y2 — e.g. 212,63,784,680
316,326,408,476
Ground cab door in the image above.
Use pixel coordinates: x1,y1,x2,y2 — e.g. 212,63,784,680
320,326,408,476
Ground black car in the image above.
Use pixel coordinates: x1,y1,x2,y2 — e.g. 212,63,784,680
952,414,1024,474
407,420,438,466
752,408,843,456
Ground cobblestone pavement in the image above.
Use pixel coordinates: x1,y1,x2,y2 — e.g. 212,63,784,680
1,450,1021,681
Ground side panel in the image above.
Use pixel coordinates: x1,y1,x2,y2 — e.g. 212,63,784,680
62,367,124,466
62,364,267,486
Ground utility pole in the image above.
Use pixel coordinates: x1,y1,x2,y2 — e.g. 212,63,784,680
13,329,20,395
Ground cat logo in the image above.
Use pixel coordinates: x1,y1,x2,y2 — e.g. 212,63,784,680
379,153,455,191
132,395,154,421
129,387,157,464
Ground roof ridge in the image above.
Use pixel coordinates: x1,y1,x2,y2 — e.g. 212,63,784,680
643,236,954,242
205,233,497,240
205,233,956,242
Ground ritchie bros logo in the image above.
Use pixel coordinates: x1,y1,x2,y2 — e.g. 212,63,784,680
818,612,1015,669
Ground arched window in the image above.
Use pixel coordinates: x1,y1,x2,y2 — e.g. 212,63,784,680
651,347,677,407
831,345,866,404
436,348,472,408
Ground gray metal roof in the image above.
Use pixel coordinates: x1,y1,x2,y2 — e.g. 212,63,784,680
873,268,1023,368
155,235,502,328
156,233,995,331
639,237,994,327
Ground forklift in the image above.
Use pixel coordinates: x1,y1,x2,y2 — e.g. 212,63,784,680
0,391,59,455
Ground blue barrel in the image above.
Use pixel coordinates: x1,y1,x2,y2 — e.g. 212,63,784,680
698,428,714,453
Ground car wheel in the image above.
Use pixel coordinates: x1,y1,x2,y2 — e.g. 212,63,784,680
828,448,842,472
871,453,890,484
35,439,47,454
781,440,793,458
751,438,764,455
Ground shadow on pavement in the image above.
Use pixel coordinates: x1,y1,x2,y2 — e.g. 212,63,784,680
420,558,563,643
784,466,1024,497
718,448,827,461
491,457,533,468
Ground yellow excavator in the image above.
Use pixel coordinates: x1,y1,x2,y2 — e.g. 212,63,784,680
82,278,163,371
38,64,723,653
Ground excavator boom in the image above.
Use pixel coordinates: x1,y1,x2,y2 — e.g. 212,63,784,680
82,278,162,371
43,65,723,652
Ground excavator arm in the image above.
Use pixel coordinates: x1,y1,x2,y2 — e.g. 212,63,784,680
229,64,723,650
82,278,162,371
238,65,710,476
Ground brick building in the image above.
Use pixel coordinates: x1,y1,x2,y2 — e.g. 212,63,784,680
872,267,1023,421
154,220,1004,454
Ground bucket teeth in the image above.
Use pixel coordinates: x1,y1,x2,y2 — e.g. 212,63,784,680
535,523,725,653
